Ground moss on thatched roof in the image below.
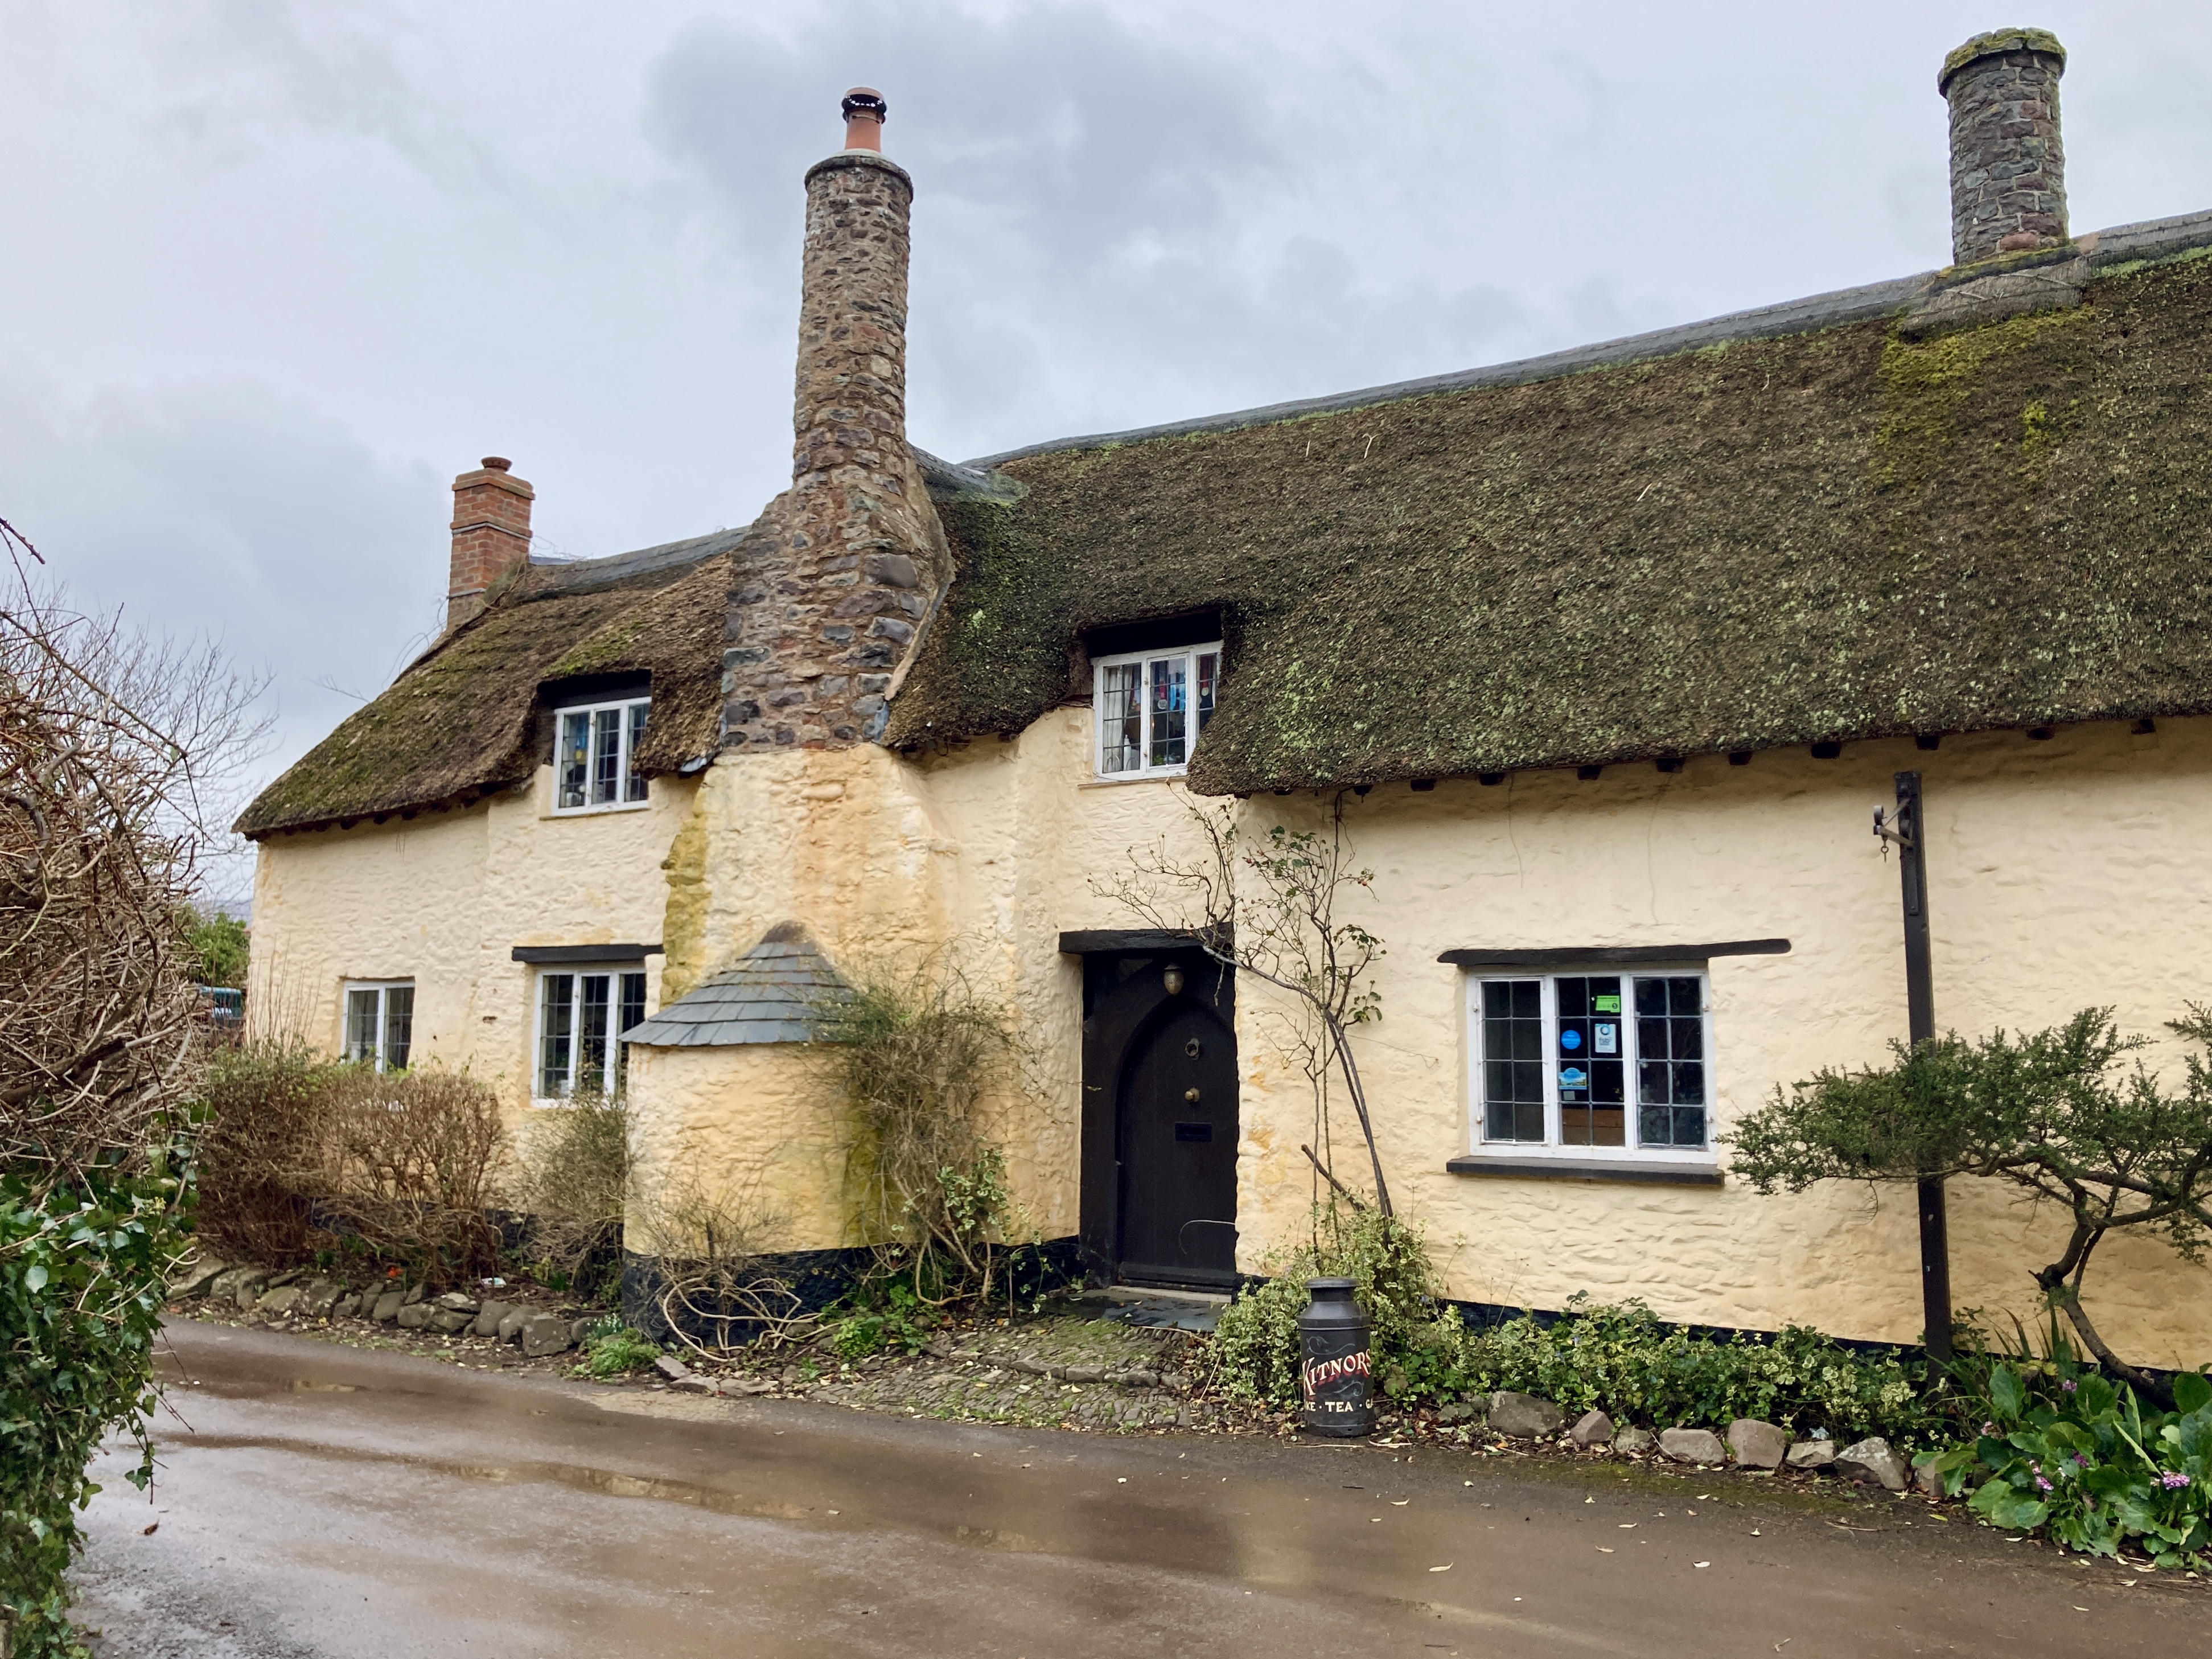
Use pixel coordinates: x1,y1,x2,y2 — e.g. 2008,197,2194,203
883,224,2212,794
237,519,768,838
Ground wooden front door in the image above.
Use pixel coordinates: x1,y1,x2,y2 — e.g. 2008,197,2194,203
1115,997,1239,1284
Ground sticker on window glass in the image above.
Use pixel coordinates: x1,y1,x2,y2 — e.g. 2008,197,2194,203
1594,1022,1618,1055
1560,1028,1583,1050
1559,1065,1588,1089
1594,994,1622,1014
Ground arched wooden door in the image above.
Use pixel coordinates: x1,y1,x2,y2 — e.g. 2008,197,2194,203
1115,997,1239,1283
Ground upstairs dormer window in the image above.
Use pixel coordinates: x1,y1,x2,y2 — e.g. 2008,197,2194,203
1094,643,1221,779
554,696,649,813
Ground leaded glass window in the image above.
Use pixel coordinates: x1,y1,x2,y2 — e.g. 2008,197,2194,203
1470,970,1711,1158
537,968,650,1099
554,696,650,812
1093,643,1222,778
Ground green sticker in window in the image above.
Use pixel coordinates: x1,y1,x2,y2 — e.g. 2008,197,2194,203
1594,994,1622,1013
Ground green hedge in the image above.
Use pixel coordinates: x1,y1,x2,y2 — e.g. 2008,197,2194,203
1,1167,186,1657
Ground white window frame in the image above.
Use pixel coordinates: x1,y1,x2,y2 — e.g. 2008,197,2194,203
1463,964,1717,1166
552,696,651,815
342,979,415,1072
1092,642,1223,780
532,965,651,1103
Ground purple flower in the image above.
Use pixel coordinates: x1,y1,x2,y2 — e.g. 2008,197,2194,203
2035,1476,2054,1492
2062,1379,2078,1393
2161,1472,2192,1490
2071,1453,2088,1468
1982,1421,1998,1435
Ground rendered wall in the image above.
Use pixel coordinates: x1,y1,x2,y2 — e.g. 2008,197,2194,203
1216,717,2212,1370
652,709,2212,1369
246,767,698,1116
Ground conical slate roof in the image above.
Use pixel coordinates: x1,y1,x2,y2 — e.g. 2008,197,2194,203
623,923,854,1047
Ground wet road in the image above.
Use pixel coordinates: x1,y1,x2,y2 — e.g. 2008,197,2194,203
69,1323,2204,1657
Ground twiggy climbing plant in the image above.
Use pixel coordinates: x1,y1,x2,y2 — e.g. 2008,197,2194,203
1100,792,1392,1217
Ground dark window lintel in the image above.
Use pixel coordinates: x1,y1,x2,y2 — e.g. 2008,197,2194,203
511,943,664,964
1437,939,1790,968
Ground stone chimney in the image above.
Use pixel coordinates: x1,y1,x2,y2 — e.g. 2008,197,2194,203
447,457,533,629
721,89,946,749
1940,28,2069,266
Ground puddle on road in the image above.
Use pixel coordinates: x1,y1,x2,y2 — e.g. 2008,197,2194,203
170,1434,1049,1552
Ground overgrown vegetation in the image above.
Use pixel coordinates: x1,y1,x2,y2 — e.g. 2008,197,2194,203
2,519,261,1655
573,1317,660,1378
821,956,1033,1336
193,1042,508,1289
511,1093,630,1300
1209,1206,1933,1443
1729,1007,2212,1401
1924,1356,2212,1566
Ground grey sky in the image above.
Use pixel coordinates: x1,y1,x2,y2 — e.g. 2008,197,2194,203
5,0,2209,890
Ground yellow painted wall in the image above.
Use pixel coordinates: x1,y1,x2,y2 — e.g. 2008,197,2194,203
246,767,698,1116
254,697,2212,1370
1216,717,2212,1368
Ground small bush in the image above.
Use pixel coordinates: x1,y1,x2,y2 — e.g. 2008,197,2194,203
513,1093,630,1300
575,1321,661,1377
305,1067,507,1287
1211,1205,1458,1405
1922,1362,2212,1564
192,1037,329,1263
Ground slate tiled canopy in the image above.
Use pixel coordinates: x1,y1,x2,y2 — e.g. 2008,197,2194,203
622,924,856,1048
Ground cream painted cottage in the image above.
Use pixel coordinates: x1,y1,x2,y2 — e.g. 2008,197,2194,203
242,36,2212,1367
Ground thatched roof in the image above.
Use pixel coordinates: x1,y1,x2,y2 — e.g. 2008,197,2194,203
236,515,778,838
246,206,2212,832
883,210,2212,794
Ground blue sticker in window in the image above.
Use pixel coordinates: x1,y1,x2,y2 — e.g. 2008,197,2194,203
1560,1029,1583,1050
1559,1066,1588,1088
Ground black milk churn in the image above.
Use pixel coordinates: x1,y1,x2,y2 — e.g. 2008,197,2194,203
1298,1278,1373,1436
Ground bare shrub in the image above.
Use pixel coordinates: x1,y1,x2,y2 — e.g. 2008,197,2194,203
191,1036,329,1264
303,1067,509,1287
514,1093,631,1298
628,1175,805,1356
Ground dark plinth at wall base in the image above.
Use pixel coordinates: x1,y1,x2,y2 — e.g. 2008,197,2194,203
1436,939,1788,967
1445,1156,1725,1188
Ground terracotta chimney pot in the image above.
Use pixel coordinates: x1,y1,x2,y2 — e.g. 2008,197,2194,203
842,87,886,152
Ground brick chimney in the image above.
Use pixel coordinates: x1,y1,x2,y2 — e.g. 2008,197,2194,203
447,457,533,630
721,89,947,749
1940,28,2069,266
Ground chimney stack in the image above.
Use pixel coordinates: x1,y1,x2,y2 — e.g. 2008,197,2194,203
1940,28,2069,266
447,457,533,630
719,88,947,750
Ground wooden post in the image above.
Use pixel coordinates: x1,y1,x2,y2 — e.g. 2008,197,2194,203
1893,770,1952,1361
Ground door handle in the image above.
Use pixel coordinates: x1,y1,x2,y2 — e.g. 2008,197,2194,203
1183,1087,1201,1103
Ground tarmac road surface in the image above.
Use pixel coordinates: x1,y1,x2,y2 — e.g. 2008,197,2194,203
66,1322,2207,1657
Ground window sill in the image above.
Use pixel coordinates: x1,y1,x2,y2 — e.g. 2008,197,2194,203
1079,774,1187,789
549,801,651,818
1445,1155,1724,1188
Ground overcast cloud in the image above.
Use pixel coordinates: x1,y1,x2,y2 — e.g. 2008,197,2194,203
4,1,2209,897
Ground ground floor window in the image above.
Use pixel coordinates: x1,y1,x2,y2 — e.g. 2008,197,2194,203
343,981,414,1071
536,968,649,1099
1469,970,1711,1157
